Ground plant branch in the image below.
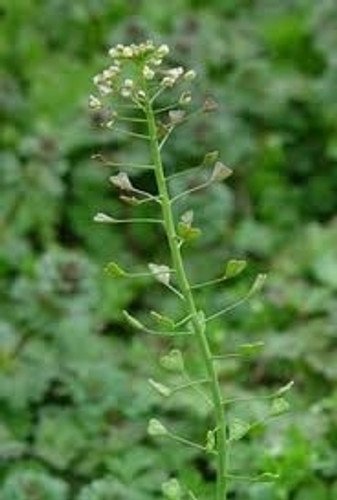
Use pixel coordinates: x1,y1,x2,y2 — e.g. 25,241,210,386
144,91,229,500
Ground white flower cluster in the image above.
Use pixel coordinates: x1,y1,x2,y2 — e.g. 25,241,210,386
88,41,196,111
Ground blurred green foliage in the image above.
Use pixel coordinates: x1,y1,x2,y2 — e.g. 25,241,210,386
0,0,336,499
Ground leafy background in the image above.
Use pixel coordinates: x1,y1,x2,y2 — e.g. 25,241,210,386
0,0,336,499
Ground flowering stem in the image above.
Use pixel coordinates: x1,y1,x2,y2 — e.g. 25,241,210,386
144,95,229,500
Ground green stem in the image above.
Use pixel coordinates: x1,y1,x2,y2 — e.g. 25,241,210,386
144,97,229,500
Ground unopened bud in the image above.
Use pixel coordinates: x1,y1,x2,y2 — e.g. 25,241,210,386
184,70,196,81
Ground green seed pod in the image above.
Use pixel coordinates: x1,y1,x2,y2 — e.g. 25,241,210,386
147,418,168,437
224,259,247,279
162,478,182,500
148,378,172,397
160,349,184,372
271,397,290,416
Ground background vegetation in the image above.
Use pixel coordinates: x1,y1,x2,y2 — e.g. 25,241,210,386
1,1,336,499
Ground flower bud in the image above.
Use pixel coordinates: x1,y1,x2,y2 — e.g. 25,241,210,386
143,65,155,80
122,46,133,58
137,90,146,100
179,91,192,105
124,79,134,88
108,47,118,58
88,95,102,110
184,69,196,81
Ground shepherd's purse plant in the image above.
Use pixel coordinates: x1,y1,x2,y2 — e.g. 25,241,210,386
90,41,293,500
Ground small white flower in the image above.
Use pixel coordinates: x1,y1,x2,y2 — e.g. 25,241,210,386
170,66,184,78
157,44,170,57
102,69,113,80
137,90,146,100
123,46,133,58
120,87,131,98
88,94,102,110
152,57,163,66
143,65,155,80
107,65,120,75
93,74,102,85
145,39,155,50
124,79,134,88
108,47,118,58
161,76,174,88
179,91,192,105
98,84,112,96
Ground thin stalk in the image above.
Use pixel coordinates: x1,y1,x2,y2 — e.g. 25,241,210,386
144,96,229,500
